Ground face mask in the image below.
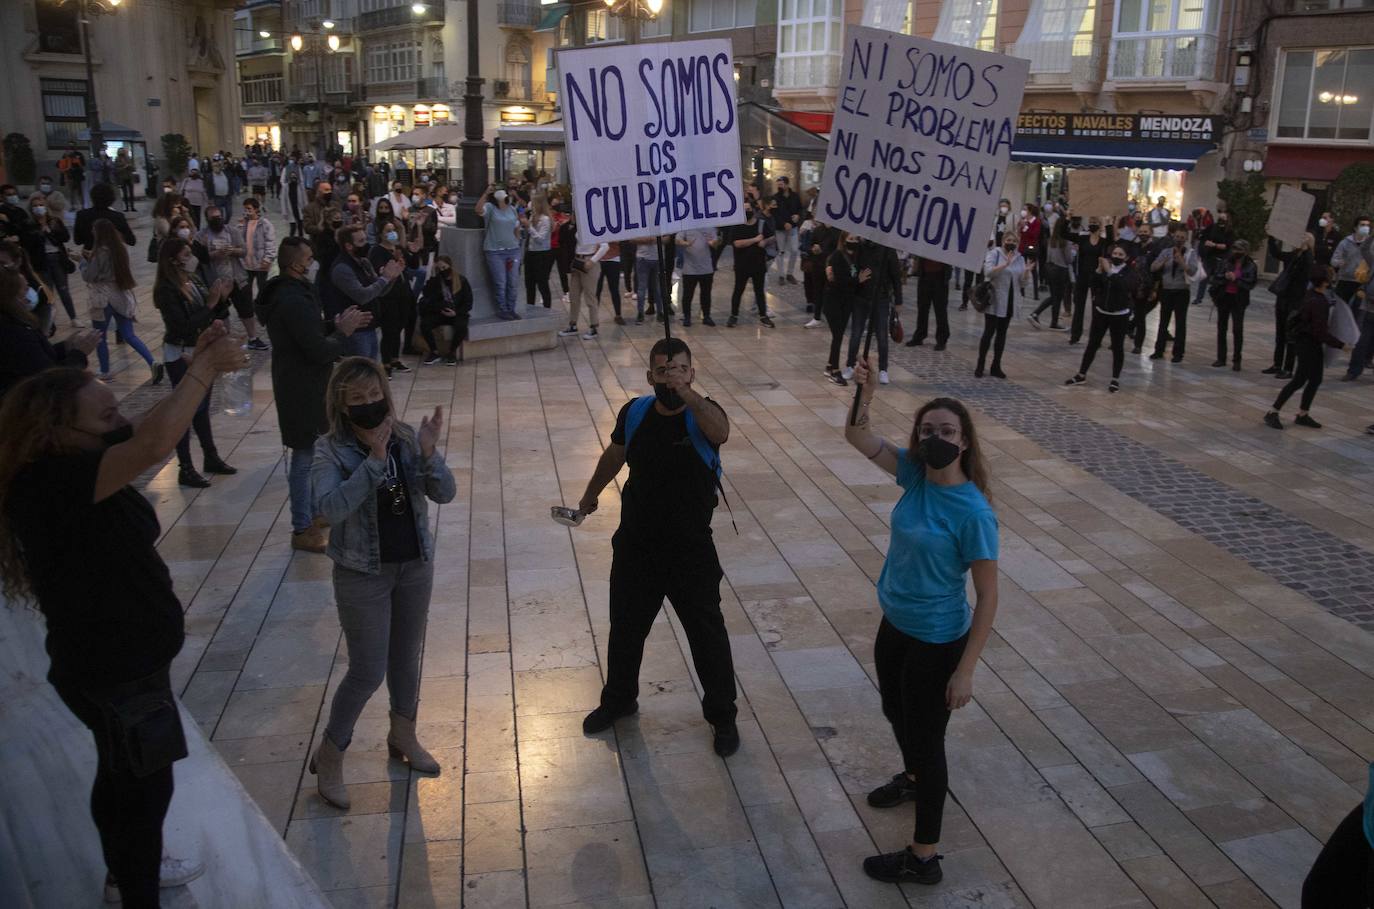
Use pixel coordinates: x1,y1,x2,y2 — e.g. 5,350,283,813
39,183,52,192
653,382,684,410
176,228,192,240
348,201,360,211
3,195,18,205
305,260,320,282
89,422,134,447
998,205,1009,215
1360,225,1371,237
164,186,175,194
23,285,40,310
33,206,46,217
329,219,343,229
447,196,457,205
1318,218,1328,228
347,399,389,430
1127,203,1137,212
411,194,421,203
916,436,961,470
1088,225,1101,234
384,231,399,243
208,217,224,230
1004,245,1017,254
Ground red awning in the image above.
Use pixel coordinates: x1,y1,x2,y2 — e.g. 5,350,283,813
777,110,833,134
1264,145,1374,182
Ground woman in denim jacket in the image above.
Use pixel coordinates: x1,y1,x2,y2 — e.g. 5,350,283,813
308,356,456,809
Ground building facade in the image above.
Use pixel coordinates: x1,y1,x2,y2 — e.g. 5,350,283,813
0,0,242,185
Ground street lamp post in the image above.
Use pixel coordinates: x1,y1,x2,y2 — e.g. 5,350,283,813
290,24,345,159
54,0,122,163
457,0,487,229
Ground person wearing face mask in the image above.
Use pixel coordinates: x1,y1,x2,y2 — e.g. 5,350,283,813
476,185,526,319
303,179,339,249
177,169,209,229
280,155,307,238
1028,215,1071,331
976,234,1025,379
722,204,775,328
1331,216,1374,308
1341,270,1374,383
1264,267,1350,431
1149,226,1199,364
1265,233,1315,378
843,239,903,384
197,206,268,351
256,238,373,552
342,193,367,229
419,255,472,365
1208,239,1258,370
332,225,404,361
1066,244,1139,392
434,189,457,227
1198,212,1234,304
843,373,999,888
523,195,556,311
0,268,99,398
308,357,455,809
239,197,277,308
575,338,739,755
0,329,244,905
247,158,269,204
378,181,411,220
1314,212,1341,272
824,234,861,383
1069,217,1113,344
28,194,79,328
371,219,423,373
562,234,608,339
1017,205,1041,299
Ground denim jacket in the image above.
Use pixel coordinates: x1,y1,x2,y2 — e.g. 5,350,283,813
311,428,457,574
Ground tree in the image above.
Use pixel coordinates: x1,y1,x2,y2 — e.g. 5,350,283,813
1329,164,1374,236
2,133,37,186
1216,174,1271,249
161,133,192,179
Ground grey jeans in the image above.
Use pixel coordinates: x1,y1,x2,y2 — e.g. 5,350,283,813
324,559,434,749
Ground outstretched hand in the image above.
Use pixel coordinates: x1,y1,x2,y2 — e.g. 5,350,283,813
418,405,444,457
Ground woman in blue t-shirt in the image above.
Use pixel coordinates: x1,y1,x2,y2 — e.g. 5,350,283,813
845,357,1000,887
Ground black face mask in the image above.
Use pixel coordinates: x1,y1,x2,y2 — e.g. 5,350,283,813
653,382,684,410
208,217,224,230
916,436,961,470
347,399,389,430
82,422,134,447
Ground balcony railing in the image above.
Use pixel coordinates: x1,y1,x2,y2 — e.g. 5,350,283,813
491,79,548,101
236,35,285,56
1009,36,1100,79
241,77,285,106
1109,32,1219,81
497,1,542,27
775,54,842,92
357,3,445,31
288,82,364,105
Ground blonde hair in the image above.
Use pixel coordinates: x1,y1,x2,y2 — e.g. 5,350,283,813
324,357,417,448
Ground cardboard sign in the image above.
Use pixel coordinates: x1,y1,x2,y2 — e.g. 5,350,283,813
557,39,743,245
1266,184,1316,248
814,26,1029,272
1068,168,1129,222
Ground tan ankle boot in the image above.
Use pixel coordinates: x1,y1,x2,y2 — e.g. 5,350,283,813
308,736,350,809
388,711,441,774
291,523,328,553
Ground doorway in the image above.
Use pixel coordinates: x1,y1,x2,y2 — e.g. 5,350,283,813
194,86,219,156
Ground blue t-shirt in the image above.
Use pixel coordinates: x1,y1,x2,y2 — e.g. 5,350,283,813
482,202,521,251
876,450,998,643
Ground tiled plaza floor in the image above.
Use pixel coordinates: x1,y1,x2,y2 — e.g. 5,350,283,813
43,205,1374,908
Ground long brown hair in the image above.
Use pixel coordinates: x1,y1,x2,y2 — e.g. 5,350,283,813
0,269,37,328
0,367,92,602
907,397,992,499
154,237,192,301
323,356,417,449
433,254,462,294
93,219,136,291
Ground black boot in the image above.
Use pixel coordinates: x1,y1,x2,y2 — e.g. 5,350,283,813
178,465,211,488
203,453,237,475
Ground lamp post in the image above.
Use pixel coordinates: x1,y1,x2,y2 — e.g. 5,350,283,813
53,0,122,163
457,0,488,228
290,22,345,158
602,0,664,46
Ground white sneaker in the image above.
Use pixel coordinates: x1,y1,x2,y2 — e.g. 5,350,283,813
557,325,579,337
104,855,205,903
561,293,570,304
803,319,823,329
841,366,854,381
879,370,890,385
581,327,598,340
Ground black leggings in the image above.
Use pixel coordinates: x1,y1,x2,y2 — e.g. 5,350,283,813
421,316,467,357
1273,340,1325,412
681,274,713,319
1215,298,1247,364
524,249,554,308
1302,801,1374,908
1032,263,1069,323
730,265,766,318
52,670,177,909
1273,298,1301,372
826,297,851,370
1155,288,1189,359
977,313,1010,370
874,619,968,845
165,356,217,469
596,260,623,315
1080,309,1130,378
379,293,416,363
915,273,949,344
120,179,136,211
1069,277,1094,342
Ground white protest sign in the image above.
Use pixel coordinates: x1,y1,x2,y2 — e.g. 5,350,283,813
557,39,743,245
1266,184,1316,249
815,26,1030,272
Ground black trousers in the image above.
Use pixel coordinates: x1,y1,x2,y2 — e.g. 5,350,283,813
1132,293,1158,351
977,312,1010,371
848,297,891,370
1080,309,1130,378
1032,263,1070,324
421,316,467,357
730,264,767,318
595,260,623,315
524,249,555,308
827,298,852,370
165,356,216,469
1273,297,1301,371
1274,340,1325,412
52,670,177,909
1216,299,1248,364
601,537,737,726
120,179,136,211
681,274,713,320
1302,802,1374,908
555,255,571,294
915,273,950,344
380,293,416,364
802,264,825,311
1070,276,1094,342
246,269,270,308
874,619,968,845
1155,288,1190,359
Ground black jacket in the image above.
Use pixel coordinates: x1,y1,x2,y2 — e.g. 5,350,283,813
824,248,859,313
0,314,87,399
1267,238,1313,304
74,205,135,250
771,188,803,231
854,242,903,306
420,273,473,327
1209,254,1259,305
255,275,349,449
154,277,228,349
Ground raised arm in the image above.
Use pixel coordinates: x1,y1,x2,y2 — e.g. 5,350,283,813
843,357,899,476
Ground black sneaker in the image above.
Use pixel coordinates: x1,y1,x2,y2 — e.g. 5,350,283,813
760,316,775,328
867,772,917,808
443,356,459,366
933,342,946,351
726,317,738,327
1276,370,1293,379
1211,360,1226,368
702,316,716,326
390,361,412,373
1261,365,1279,375
1295,413,1322,429
558,325,580,337
1149,352,1164,360
246,338,270,351
1108,379,1120,394
178,466,211,488
863,847,943,885
423,353,441,365
582,701,638,734
1264,411,1283,430
1065,375,1085,386
713,722,740,757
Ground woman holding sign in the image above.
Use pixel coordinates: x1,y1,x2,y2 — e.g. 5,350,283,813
843,365,999,887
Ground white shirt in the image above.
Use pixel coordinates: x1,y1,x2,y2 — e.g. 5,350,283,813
574,241,609,262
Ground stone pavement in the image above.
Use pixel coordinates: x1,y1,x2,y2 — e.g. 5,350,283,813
32,203,1374,908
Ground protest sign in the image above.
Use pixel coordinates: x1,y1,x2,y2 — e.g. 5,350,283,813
557,39,743,245
1068,168,1129,222
814,26,1029,272
1265,184,1316,249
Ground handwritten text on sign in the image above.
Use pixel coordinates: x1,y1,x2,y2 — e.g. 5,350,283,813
558,39,743,244
815,27,1029,272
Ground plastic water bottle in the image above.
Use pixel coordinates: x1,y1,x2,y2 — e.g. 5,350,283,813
221,364,254,416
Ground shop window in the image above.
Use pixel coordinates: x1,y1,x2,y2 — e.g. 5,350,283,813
36,1,82,55
689,0,755,33
1013,0,1096,74
641,0,672,37
41,78,88,149
932,0,999,52
1275,48,1374,142
777,0,844,90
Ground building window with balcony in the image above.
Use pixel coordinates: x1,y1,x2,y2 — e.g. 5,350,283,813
585,8,626,43
366,40,422,83
932,0,999,52
642,0,673,37
36,2,82,55
689,0,755,33
1110,0,1219,80
242,74,285,105
777,0,843,91
41,79,88,149
1276,48,1374,142
1014,0,1096,74
359,0,408,11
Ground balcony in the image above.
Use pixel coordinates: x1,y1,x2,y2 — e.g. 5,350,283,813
356,77,452,102
236,35,286,57
241,76,285,106
491,79,549,102
1109,32,1219,82
775,54,842,93
288,82,365,106
357,3,444,32
1007,39,1102,94
497,1,542,27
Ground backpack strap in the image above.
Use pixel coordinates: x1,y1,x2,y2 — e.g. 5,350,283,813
623,395,737,534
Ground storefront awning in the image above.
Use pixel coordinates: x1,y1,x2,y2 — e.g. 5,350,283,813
1010,137,1215,172
1263,145,1374,182
535,3,570,31
496,122,566,149
739,101,829,161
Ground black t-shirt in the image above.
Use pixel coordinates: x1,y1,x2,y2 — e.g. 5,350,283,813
7,450,184,686
610,398,723,541
723,221,769,273
376,440,422,563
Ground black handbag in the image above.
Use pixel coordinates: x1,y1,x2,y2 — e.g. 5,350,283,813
146,236,161,264
972,280,993,313
61,254,76,275
106,686,187,777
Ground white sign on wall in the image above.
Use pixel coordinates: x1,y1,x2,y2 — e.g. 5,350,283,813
814,26,1030,272
557,38,743,245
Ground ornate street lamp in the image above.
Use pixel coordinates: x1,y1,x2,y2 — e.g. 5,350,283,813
289,20,351,158
49,0,122,161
